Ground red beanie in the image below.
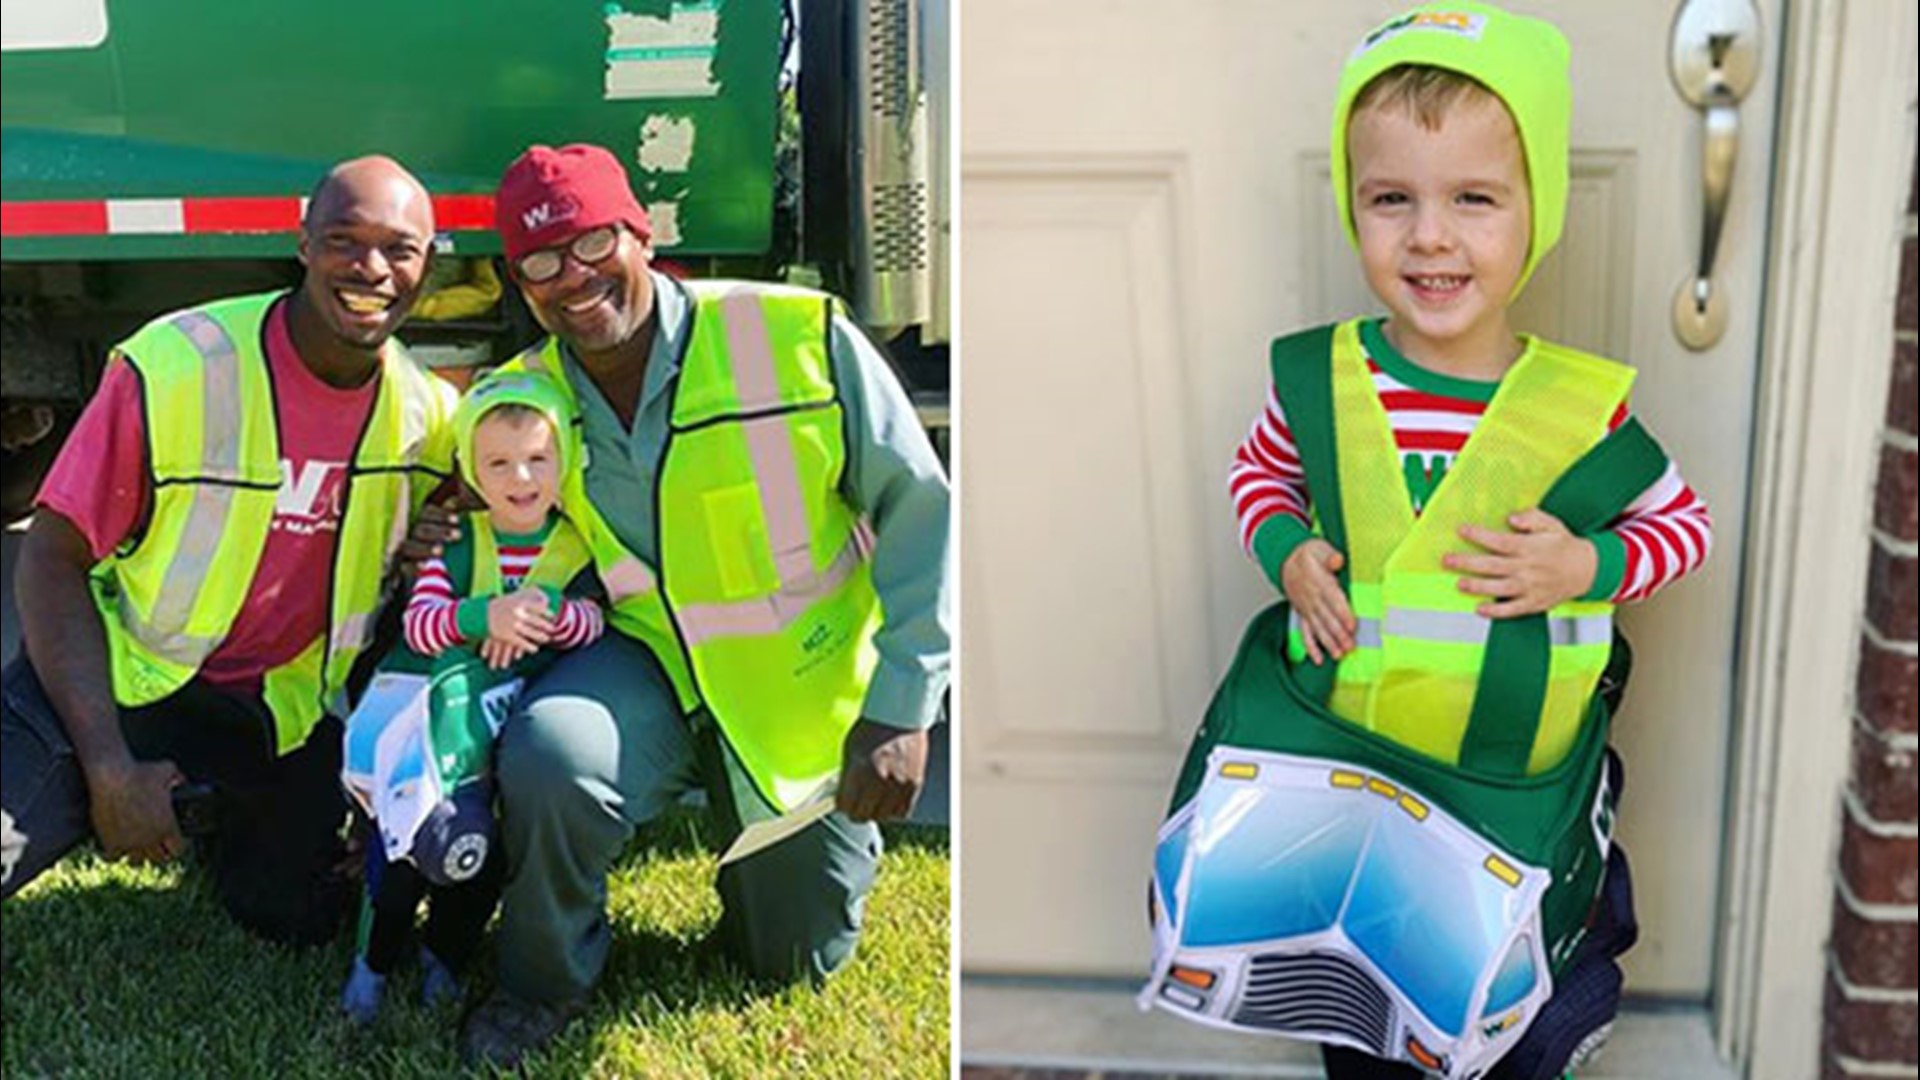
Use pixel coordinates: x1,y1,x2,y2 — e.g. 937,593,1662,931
495,144,652,262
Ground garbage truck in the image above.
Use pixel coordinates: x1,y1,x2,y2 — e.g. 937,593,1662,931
0,0,950,520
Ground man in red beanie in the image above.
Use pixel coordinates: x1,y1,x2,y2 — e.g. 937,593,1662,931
456,144,950,1067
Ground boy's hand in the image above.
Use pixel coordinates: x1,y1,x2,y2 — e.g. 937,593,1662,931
1281,538,1357,665
1447,509,1598,618
484,589,555,659
479,636,537,671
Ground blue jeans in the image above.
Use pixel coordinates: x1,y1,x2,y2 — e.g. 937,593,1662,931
0,654,353,946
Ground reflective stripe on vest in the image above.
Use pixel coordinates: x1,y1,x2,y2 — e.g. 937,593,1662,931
503,280,880,810
94,291,456,754
1286,320,1632,774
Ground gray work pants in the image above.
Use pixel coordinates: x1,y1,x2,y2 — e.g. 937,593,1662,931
493,633,881,1003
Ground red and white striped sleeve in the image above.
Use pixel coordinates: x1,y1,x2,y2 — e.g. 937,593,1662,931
402,557,464,655
1228,383,1313,556
550,597,606,650
1605,460,1713,603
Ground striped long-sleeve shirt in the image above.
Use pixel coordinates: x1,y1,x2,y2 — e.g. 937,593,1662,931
402,534,605,656
1230,337,1712,603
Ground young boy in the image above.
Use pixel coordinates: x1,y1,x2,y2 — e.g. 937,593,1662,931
1172,3,1710,1077
341,371,604,1024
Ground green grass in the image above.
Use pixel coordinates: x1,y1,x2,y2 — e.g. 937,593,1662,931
0,813,950,1079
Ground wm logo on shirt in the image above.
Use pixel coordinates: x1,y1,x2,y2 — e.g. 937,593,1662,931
274,459,348,536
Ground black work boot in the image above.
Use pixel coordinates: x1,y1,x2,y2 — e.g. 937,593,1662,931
457,987,585,1070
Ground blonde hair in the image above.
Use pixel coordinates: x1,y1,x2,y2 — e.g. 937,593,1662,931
1350,63,1503,132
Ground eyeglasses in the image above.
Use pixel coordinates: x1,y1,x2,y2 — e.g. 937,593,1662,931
514,224,621,284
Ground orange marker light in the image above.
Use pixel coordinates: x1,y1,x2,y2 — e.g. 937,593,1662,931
1170,966,1217,990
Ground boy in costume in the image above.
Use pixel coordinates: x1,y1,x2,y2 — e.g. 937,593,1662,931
1145,5,1712,1077
341,372,605,1023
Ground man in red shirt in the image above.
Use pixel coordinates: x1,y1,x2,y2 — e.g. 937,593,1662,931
0,156,455,946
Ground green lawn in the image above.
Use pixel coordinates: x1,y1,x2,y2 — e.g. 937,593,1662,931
0,813,950,1079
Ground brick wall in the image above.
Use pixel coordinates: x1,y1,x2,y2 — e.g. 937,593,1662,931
1822,159,1920,1080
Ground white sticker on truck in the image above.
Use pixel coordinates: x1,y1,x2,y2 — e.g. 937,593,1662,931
638,115,697,173
605,2,721,100
2,0,108,52
647,201,683,247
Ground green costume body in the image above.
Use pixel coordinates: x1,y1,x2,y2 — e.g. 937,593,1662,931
1145,322,1668,1076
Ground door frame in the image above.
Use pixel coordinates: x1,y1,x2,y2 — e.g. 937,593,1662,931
1716,0,1915,1076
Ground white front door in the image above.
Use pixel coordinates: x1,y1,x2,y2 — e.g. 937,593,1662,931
960,0,1779,999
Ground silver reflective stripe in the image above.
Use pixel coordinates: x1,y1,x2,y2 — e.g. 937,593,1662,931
721,290,814,586
602,554,659,602
721,289,784,409
1286,609,1383,650
330,612,373,654
676,532,864,646
170,311,245,477
1385,607,1612,649
122,580,228,663
1384,607,1492,645
1549,614,1613,648
137,311,246,660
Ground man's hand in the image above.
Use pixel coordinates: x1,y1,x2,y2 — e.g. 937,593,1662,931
85,756,187,864
398,499,466,583
1281,538,1357,665
835,720,928,823
482,589,554,669
1446,509,1598,618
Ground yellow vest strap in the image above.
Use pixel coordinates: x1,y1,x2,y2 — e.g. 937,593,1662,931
132,310,262,664
167,310,249,474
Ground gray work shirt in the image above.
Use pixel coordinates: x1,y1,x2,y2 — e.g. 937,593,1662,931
556,270,951,730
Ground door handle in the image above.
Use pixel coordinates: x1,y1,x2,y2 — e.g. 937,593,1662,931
1669,0,1761,350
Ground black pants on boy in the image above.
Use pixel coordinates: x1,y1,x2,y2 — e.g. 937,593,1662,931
1,654,354,946
361,840,504,975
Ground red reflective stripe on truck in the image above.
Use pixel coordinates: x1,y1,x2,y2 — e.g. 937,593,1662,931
432,195,495,230
0,200,110,236
1,195,500,236
182,197,303,233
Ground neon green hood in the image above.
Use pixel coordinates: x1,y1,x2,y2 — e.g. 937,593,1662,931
1330,1,1571,294
451,369,576,496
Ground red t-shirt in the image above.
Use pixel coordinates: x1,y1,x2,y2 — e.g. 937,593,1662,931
37,298,379,695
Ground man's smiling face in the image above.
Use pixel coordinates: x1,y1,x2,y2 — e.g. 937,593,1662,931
296,162,435,351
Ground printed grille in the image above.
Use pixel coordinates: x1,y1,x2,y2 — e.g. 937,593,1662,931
867,0,912,119
1233,952,1394,1056
871,181,928,272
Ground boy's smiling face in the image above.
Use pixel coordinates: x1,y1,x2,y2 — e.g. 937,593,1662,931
1349,93,1532,375
470,410,561,535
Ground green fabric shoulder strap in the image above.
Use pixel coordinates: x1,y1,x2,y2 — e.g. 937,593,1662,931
439,514,485,600
1458,416,1670,774
1267,323,1344,704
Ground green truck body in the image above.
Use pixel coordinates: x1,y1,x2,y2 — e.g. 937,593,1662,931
2,0,782,260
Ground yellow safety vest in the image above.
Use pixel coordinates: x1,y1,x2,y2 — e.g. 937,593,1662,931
1289,320,1632,774
501,280,881,810
91,291,457,754
465,512,593,598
